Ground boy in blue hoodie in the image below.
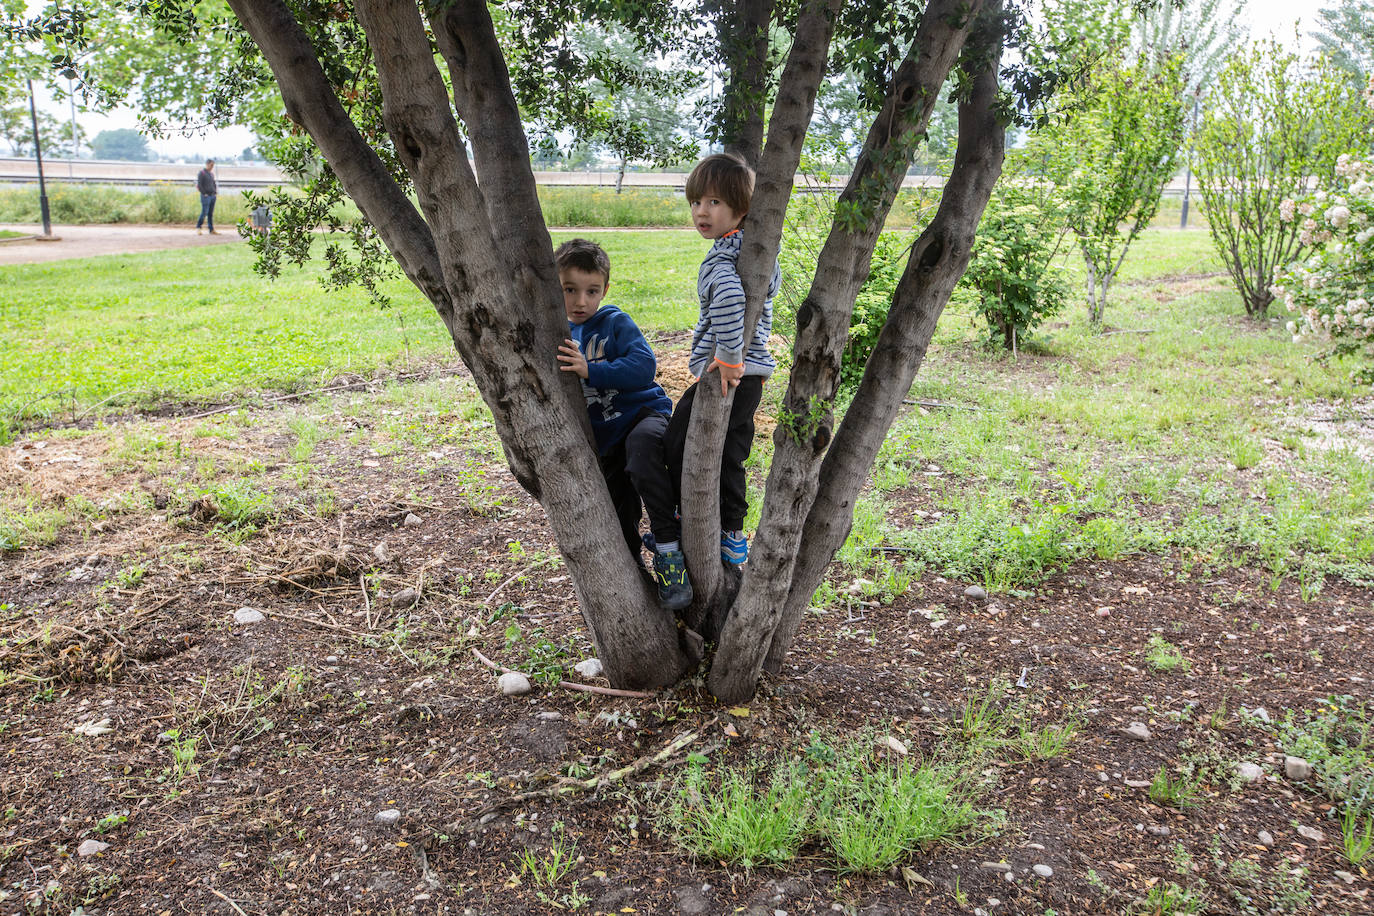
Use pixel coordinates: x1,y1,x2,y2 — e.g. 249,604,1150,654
555,239,693,611
663,153,780,566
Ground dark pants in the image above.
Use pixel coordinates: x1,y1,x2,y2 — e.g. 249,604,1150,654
601,411,677,556
665,375,763,532
197,194,217,231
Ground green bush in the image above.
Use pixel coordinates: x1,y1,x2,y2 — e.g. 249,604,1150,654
958,173,1072,350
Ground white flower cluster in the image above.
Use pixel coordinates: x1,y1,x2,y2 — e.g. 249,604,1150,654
1273,150,1374,384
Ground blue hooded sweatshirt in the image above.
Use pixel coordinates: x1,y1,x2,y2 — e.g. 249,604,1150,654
569,305,672,455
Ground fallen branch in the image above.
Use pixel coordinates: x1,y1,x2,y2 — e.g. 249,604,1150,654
901,399,983,411
261,608,368,638
470,647,655,699
1102,328,1155,336
484,556,560,606
456,725,710,824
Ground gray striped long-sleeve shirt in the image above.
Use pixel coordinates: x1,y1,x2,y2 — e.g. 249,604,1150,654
688,230,780,379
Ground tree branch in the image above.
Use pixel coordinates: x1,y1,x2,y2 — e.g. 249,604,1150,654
224,0,454,325
764,4,1007,674
708,0,989,702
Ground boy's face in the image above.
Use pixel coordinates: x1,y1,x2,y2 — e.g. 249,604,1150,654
689,190,745,239
561,267,610,325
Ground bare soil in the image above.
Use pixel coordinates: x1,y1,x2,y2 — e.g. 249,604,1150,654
0,223,244,265
1,351,1371,916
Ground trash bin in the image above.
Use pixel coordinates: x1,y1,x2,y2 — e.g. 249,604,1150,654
251,206,272,234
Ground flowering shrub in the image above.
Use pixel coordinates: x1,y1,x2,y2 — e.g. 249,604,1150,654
1273,76,1374,385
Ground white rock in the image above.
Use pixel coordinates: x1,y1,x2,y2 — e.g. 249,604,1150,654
1251,706,1272,723
233,607,266,625
1296,824,1323,843
76,839,110,857
1236,762,1264,784
964,585,988,601
1032,864,1053,878
1123,722,1152,741
375,809,401,827
73,718,114,738
573,658,603,679
882,735,908,756
390,587,418,609
1334,870,1356,884
373,542,391,563
1284,756,1313,780
498,672,532,696
403,513,422,527
1258,830,1274,847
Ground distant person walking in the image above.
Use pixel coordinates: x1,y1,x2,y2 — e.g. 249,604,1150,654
195,159,218,235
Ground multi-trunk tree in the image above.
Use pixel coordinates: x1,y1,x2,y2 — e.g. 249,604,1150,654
13,0,1017,702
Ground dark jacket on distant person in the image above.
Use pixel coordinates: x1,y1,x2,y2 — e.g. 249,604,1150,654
196,168,217,196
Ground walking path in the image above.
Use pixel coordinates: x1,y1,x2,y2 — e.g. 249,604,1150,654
0,223,243,266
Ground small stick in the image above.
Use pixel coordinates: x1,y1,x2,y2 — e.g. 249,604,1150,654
262,608,367,638
360,572,372,629
209,886,250,916
900,399,982,411
459,726,706,822
484,556,560,606
470,647,655,699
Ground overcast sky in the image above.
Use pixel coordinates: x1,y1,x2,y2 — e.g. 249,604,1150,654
33,0,1317,162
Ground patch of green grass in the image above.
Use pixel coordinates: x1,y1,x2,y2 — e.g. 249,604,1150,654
1132,880,1206,916
669,757,811,869
1148,766,1203,808
0,491,69,551
0,232,701,429
665,729,996,874
1343,807,1374,865
1145,634,1190,673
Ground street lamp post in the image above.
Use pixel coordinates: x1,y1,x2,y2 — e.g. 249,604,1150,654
27,78,54,238
68,77,78,178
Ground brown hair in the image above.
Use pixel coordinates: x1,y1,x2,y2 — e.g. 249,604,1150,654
685,153,754,215
554,238,611,283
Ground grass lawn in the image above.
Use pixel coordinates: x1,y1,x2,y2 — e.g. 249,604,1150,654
1,212,1371,916
0,231,707,429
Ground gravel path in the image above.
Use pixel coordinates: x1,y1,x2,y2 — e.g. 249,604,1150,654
0,222,244,265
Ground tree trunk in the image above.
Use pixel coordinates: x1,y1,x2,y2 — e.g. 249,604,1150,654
232,0,686,689
760,12,1006,682
714,0,1005,702
616,157,626,194
678,0,839,639
711,0,774,166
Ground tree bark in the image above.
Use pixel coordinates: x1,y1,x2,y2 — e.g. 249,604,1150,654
712,0,774,167
761,6,1007,680
679,0,839,641
233,0,685,688
710,0,985,703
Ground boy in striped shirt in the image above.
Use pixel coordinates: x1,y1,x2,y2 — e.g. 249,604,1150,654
664,153,780,566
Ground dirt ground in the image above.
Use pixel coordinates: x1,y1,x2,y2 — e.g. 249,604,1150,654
1,341,1371,916
0,223,243,265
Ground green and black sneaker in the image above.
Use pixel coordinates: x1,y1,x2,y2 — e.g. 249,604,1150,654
652,549,694,612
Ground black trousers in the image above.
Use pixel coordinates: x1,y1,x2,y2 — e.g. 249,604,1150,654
664,375,763,533
601,411,677,556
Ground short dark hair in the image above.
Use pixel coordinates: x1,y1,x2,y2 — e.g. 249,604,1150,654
554,238,611,283
685,153,753,215
205,159,215,165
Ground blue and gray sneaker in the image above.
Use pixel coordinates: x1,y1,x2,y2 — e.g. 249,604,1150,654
652,549,694,611
720,529,748,566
